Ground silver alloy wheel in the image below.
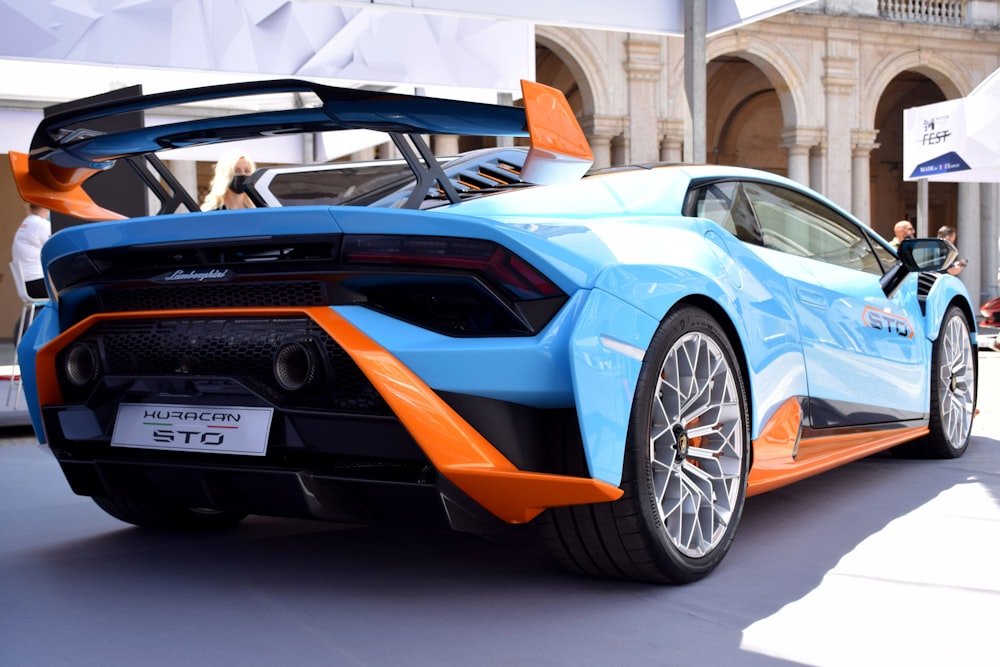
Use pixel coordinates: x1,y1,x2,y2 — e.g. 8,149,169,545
650,330,744,558
937,314,975,447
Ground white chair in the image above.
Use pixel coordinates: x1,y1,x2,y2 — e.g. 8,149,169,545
7,261,48,408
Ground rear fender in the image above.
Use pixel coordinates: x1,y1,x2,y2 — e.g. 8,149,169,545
16,303,60,442
922,274,977,342
569,288,658,486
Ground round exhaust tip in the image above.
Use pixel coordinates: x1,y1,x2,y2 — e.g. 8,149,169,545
65,342,101,387
273,341,320,391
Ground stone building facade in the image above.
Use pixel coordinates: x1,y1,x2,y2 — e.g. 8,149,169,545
530,1,1000,308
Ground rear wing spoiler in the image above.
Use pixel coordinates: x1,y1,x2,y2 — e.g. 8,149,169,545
10,78,592,221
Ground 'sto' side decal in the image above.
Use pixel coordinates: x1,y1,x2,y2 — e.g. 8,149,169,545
862,306,914,339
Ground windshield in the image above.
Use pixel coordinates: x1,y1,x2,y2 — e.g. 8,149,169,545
250,147,533,210
259,161,415,207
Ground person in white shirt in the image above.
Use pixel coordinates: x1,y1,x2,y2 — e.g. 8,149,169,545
11,203,51,298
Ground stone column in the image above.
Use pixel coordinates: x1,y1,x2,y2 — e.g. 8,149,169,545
378,141,401,160
684,0,707,163
982,183,1000,300
659,119,685,163
624,36,662,164
810,137,827,196
612,133,629,168
822,42,858,211
351,146,377,161
780,128,813,188
167,159,198,212
496,92,515,148
916,180,929,236
851,129,880,225
581,115,625,170
958,181,981,310
432,135,460,157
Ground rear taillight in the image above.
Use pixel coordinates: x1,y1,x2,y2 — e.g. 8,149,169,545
339,235,566,336
340,235,560,299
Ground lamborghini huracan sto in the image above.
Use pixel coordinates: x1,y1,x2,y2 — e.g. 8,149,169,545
10,79,977,583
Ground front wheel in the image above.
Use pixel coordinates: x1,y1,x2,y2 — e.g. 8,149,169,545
541,306,750,583
894,306,976,459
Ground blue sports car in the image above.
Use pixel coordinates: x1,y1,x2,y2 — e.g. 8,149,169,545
10,79,977,583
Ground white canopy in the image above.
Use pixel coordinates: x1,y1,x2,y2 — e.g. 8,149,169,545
0,0,816,92
0,0,815,159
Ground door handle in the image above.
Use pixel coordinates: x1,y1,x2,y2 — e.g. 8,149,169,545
795,287,828,309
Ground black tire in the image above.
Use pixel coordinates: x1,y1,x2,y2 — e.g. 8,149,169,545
92,495,247,531
541,306,750,583
893,306,976,459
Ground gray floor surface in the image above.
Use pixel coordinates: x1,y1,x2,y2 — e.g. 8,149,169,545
1,352,999,666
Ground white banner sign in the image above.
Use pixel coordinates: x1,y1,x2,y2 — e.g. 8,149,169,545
903,67,1000,183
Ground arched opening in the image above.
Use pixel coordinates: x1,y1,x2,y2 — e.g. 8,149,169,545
707,56,785,175
871,72,957,240
536,43,583,115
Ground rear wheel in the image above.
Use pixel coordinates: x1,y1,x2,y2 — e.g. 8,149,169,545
894,306,976,459
541,306,750,583
93,495,247,531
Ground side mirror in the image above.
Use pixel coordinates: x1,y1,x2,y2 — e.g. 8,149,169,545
896,237,957,272
880,237,958,298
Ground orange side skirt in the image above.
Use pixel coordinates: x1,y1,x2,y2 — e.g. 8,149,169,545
748,396,928,497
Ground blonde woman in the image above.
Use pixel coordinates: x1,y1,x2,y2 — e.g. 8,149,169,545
200,151,256,211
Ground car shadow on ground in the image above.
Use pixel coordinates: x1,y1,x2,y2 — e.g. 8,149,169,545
11,434,997,665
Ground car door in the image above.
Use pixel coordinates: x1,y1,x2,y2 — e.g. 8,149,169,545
738,181,930,430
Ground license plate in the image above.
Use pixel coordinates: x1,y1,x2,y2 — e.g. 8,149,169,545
111,403,273,456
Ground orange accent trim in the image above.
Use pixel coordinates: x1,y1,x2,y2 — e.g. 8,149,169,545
9,152,126,221
749,396,928,496
747,397,803,496
521,80,593,163
38,307,623,523
306,307,622,522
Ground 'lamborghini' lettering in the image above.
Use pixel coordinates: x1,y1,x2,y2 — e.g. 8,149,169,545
862,306,914,339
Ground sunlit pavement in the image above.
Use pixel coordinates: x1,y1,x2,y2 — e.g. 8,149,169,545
0,340,35,428
741,349,1000,664
1,350,998,666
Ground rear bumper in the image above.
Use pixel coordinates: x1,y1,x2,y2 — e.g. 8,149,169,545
57,456,505,533
36,306,622,526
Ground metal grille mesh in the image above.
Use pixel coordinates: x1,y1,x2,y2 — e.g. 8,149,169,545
85,317,387,414
916,272,939,315
99,282,326,312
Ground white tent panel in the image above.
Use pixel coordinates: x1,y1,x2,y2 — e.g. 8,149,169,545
334,0,816,35
0,0,534,92
0,0,816,87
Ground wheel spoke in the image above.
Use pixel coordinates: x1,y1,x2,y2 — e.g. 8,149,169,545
937,315,975,449
648,330,745,558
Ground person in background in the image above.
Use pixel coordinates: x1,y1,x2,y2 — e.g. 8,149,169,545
936,225,967,275
11,202,51,298
200,151,256,211
889,219,915,249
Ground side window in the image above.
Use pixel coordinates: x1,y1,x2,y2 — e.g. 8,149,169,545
866,230,898,272
688,181,763,245
742,182,884,275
